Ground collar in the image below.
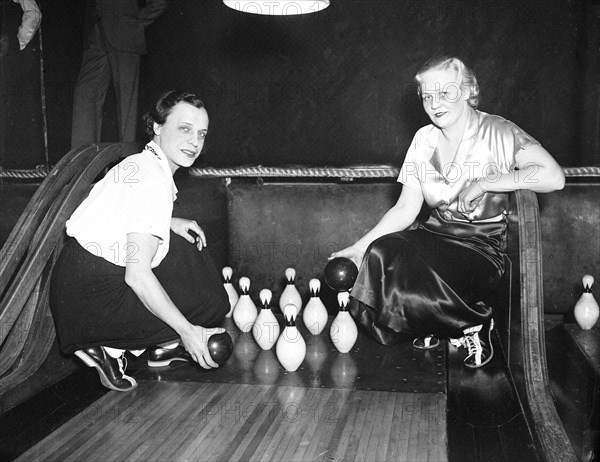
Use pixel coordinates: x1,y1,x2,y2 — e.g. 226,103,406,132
144,140,178,200
462,107,480,141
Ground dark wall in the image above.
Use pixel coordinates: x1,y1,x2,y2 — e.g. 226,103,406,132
140,0,598,168
0,0,598,168
0,0,46,169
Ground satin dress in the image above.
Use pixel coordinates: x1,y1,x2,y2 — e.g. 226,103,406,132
349,109,539,344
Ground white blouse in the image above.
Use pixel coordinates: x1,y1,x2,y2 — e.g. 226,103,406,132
66,141,177,268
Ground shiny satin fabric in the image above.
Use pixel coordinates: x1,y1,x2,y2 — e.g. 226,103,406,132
349,212,507,345
399,109,539,222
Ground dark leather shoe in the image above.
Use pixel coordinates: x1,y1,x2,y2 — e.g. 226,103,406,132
463,318,495,368
147,344,193,367
75,346,137,392
412,334,440,350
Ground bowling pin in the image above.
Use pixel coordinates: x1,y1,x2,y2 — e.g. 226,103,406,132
222,266,239,318
574,274,599,330
279,268,303,313
330,291,358,353
233,276,257,333
276,304,306,372
253,288,281,350
303,278,328,335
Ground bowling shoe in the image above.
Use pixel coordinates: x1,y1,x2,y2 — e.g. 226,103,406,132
449,336,465,348
463,318,495,368
74,346,137,392
147,344,193,367
412,334,440,350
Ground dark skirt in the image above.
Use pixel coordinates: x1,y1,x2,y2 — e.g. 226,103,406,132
349,210,507,345
49,232,229,354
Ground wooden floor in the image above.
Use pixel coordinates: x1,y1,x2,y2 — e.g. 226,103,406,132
16,381,447,462
12,317,449,461
3,313,547,461
5,315,543,461
546,324,600,461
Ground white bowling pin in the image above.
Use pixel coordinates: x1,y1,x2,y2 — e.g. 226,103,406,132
279,268,303,313
330,291,358,353
303,278,328,335
233,277,257,333
276,304,306,372
574,275,599,330
253,288,281,350
222,266,239,318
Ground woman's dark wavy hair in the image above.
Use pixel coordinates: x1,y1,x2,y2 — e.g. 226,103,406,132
143,90,205,137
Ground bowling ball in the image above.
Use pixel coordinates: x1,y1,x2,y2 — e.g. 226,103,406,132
207,332,234,365
324,257,359,292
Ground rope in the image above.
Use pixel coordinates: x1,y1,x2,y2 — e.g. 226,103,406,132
188,165,401,178
191,165,600,179
1,165,599,180
560,166,600,177
0,165,50,180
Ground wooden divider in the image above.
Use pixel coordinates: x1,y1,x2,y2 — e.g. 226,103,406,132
502,190,577,462
0,145,99,295
0,144,132,396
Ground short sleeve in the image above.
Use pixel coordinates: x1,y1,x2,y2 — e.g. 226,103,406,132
124,181,172,241
493,118,540,172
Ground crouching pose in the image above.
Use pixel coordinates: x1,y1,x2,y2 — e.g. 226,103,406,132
331,57,564,368
50,90,229,391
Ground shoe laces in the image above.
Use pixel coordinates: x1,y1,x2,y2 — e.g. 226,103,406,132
117,354,128,378
464,331,482,360
113,353,137,388
449,337,465,348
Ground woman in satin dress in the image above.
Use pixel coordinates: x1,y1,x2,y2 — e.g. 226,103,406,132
331,57,565,368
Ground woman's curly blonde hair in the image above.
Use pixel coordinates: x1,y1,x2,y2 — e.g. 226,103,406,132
415,56,480,108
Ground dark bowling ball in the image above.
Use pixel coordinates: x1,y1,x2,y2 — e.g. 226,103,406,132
208,332,234,365
324,257,359,292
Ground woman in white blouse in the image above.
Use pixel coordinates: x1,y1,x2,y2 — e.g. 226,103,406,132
50,91,229,391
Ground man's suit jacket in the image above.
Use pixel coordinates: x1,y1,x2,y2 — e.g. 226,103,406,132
84,0,168,54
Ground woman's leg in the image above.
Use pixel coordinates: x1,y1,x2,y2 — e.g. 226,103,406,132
349,229,504,343
49,234,229,354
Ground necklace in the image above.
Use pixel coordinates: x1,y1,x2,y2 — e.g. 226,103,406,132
145,143,161,159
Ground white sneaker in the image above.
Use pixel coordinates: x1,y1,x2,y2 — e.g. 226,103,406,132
449,337,465,348
463,319,495,368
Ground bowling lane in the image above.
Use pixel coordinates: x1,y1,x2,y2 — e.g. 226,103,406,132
15,381,448,462
134,316,446,393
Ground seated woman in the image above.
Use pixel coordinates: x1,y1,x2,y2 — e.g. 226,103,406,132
331,57,564,368
50,90,229,391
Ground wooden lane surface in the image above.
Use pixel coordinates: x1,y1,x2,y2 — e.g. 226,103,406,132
16,381,447,462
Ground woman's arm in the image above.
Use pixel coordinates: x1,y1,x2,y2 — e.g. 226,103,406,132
124,232,223,368
483,144,565,193
459,144,565,215
330,185,424,267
